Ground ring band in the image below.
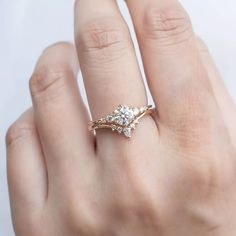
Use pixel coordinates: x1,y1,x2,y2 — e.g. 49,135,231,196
89,104,154,138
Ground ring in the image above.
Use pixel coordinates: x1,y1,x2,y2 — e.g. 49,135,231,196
89,104,154,138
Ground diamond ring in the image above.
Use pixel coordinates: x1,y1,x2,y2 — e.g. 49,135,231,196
88,104,154,138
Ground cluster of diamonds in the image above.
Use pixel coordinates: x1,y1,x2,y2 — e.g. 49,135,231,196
94,105,149,138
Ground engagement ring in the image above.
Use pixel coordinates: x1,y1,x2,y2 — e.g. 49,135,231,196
89,104,154,138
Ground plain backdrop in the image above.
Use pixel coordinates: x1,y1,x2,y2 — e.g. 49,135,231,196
1,0,236,235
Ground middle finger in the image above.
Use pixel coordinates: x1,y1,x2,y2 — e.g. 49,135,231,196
125,0,220,136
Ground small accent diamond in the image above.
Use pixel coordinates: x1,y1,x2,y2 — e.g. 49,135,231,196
123,127,131,138
111,125,116,131
117,126,123,133
106,115,113,122
133,108,139,116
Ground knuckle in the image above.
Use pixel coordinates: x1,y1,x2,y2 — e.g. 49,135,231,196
6,121,35,147
29,67,71,102
142,7,193,48
77,17,130,57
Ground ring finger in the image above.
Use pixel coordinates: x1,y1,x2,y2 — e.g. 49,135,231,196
74,0,158,152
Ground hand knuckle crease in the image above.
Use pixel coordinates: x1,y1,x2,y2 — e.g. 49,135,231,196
77,18,129,52
143,8,193,46
30,68,69,98
6,123,35,146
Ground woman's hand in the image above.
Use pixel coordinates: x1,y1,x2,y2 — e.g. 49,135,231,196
6,0,236,235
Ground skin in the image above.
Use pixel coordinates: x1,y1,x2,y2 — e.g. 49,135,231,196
6,0,236,235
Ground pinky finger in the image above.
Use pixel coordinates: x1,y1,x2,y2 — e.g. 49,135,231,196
6,109,47,228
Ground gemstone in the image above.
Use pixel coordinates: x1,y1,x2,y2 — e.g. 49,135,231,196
117,126,123,133
123,127,131,138
133,108,139,116
111,125,116,131
113,105,135,126
106,115,113,122
116,116,124,125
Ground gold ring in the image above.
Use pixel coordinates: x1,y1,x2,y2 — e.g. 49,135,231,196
89,104,154,138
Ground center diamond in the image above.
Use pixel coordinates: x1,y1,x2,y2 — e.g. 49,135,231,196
114,105,135,126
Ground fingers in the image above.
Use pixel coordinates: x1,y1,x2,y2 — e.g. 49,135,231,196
29,42,94,185
197,38,236,140
6,109,47,221
125,0,219,134
74,0,157,146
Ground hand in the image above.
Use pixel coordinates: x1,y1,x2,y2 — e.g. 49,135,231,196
6,0,236,235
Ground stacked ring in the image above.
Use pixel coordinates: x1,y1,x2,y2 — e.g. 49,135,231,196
89,104,154,138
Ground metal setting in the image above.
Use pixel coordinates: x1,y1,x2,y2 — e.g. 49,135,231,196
89,104,154,138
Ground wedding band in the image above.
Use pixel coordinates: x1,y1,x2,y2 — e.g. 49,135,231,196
89,104,154,138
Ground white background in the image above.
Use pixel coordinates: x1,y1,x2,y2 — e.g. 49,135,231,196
0,0,236,235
